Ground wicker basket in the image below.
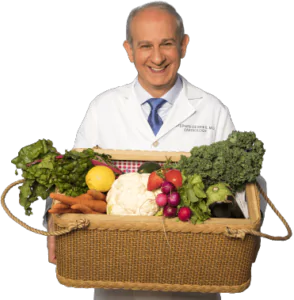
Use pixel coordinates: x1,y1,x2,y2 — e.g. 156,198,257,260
1,149,292,294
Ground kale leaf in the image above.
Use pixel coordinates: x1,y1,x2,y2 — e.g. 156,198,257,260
176,131,265,192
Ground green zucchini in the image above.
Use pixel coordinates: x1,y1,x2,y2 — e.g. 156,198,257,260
137,162,161,174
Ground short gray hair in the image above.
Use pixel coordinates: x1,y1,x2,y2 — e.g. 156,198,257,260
126,1,185,46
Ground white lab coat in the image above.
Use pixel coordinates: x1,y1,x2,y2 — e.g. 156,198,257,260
74,75,234,300
74,75,235,151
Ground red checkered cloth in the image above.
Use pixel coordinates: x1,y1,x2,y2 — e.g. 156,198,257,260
113,160,163,173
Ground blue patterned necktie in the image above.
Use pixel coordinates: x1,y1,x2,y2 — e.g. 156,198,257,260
146,98,167,135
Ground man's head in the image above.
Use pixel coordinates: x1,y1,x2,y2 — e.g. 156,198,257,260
123,1,189,97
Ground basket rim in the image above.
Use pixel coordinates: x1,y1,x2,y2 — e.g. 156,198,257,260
73,148,191,162
53,149,261,233
53,183,261,233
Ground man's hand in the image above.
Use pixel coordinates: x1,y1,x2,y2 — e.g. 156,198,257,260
47,213,57,264
47,235,57,264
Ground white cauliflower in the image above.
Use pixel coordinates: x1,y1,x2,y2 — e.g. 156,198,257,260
106,173,160,216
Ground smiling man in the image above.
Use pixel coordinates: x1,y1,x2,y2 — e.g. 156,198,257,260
73,2,234,151
47,2,234,300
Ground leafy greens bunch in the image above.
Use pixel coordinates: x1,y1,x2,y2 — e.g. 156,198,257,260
177,174,211,224
11,139,113,215
176,131,265,192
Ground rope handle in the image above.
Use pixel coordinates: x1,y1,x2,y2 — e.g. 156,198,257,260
1,180,90,236
225,182,292,241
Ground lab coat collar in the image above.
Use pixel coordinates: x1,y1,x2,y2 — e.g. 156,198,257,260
120,74,204,101
134,75,182,105
120,74,203,142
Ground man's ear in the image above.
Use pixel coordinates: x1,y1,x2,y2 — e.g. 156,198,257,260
123,40,134,63
180,34,190,58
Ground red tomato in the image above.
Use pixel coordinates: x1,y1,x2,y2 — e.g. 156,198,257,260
164,169,183,188
162,168,171,177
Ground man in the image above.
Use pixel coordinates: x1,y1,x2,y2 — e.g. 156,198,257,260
72,2,234,152
47,1,235,299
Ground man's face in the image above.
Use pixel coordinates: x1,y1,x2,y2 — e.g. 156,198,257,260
124,8,189,97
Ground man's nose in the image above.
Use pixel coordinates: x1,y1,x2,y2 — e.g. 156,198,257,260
150,47,165,65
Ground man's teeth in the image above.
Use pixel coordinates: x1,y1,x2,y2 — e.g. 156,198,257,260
150,67,165,72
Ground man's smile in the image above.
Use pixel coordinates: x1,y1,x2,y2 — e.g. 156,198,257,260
148,65,169,73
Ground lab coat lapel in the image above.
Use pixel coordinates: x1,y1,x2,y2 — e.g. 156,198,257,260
121,81,155,141
155,82,197,140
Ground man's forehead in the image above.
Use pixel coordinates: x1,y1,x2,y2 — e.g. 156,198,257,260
131,10,178,41
131,8,177,29
135,7,174,19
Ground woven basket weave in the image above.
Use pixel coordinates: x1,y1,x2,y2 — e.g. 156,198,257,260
1,149,292,294
54,215,259,293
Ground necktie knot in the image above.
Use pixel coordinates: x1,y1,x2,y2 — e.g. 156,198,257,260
145,98,167,135
146,98,166,111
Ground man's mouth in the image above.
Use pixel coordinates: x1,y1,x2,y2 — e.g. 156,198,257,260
148,65,168,73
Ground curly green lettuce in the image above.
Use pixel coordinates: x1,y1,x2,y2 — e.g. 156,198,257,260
176,131,265,192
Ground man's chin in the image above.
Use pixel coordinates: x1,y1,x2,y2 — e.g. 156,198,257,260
148,78,175,89
138,73,177,94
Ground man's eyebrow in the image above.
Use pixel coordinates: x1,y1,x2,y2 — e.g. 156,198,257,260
137,38,177,46
137,40,151,46
161,38,176,43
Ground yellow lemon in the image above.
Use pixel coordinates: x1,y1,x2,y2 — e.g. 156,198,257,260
85,166,115,192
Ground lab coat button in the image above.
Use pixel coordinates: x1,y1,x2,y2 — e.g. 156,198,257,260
153,141,159,147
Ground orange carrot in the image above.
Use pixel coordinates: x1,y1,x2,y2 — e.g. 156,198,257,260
52,203,69,209
71,204,98,214
88,200,107,213
87,189,106,201
50,193,93,203
50,193,78,206
50,192,107,213
75,193,94,201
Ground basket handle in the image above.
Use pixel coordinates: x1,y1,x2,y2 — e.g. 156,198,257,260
3,180,292,240
225,182,292,241
1,180,90,236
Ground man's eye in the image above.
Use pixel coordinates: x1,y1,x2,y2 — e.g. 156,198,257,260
141,45,151,48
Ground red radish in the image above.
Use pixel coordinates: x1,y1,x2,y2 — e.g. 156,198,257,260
161,181,175,194
178,207,192,222
167,191,181,207
155,193,168,207
163,206,177,218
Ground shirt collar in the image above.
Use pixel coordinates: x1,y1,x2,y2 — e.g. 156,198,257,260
134,75,183,105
